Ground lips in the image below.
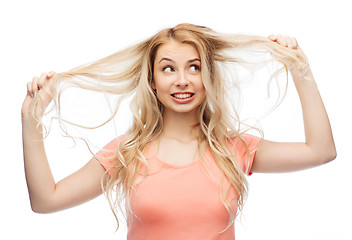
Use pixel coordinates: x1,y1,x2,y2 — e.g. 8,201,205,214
169,91,196,104
170,92,195,99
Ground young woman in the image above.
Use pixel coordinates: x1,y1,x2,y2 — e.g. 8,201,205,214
22,24,336,239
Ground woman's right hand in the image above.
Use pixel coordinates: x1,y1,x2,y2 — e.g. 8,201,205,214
21,71,107,213
21,71,56,118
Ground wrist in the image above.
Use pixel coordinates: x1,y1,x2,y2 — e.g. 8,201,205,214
22,114,43,132
290,65,314,82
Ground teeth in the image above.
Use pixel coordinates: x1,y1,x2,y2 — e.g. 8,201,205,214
173,93,192,99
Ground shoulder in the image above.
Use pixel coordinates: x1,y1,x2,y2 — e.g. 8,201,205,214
105,134,129,148
226,132,262,175
226,132,262,150
94,134,129,176
96,134,128,158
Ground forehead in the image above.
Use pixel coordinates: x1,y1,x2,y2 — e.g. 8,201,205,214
154,40,200,61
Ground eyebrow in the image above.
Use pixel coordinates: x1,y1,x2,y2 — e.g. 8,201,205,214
158,57,201,63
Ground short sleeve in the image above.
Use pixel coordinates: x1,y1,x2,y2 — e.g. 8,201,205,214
95,135,127,176
227,133,261,176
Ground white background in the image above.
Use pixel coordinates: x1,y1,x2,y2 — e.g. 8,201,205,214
1,0,351,239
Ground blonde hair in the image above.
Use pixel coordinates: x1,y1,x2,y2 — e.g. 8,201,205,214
32,23,308,233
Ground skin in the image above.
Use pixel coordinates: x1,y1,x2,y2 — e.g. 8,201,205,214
151,40,207,165
21,34,336,213
252,35,336,172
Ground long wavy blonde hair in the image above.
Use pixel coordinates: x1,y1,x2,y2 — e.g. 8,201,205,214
32,23,308,232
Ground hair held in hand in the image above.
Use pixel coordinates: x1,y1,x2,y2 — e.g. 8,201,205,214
30,23,309,232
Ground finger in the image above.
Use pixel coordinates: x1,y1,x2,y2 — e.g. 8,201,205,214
31,76,39,97
276,34,288,47
27,82,33,98
47,72,53,78
286,36,294,49
37,72,48,89
47,71,56,79
291,37,298,50
268,34,277,41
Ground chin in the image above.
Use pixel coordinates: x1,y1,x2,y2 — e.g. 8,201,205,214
168,104,201,114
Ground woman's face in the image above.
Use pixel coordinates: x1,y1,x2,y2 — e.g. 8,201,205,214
152,40,205,115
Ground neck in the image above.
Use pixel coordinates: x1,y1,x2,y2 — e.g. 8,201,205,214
160,109,201,142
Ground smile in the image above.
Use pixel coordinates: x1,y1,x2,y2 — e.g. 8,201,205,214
170,92,195,103
171,93,194,99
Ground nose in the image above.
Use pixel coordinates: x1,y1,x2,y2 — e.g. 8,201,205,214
175,72,189,88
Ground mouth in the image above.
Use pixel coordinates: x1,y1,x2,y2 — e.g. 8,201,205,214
171,93,194,99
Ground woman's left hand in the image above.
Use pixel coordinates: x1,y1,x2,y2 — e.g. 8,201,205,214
268,34,299,50
251,35,336,174
268,34,311,80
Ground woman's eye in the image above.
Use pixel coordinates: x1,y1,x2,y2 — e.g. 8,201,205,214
163,66,174,73
189,65,200,72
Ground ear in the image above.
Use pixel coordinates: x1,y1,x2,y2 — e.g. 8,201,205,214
151,81,156,90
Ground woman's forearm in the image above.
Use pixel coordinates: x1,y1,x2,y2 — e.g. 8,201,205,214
292,69,336,162
22,115,56,212
22,72,108,213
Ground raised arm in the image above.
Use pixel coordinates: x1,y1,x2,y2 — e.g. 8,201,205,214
251,35,336,173
22,72,106,213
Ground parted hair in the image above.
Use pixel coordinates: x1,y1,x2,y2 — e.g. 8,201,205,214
32,23,308,233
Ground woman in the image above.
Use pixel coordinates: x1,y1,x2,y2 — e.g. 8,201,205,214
22,24,336,239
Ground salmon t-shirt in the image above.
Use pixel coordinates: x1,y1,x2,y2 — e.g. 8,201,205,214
96,134,260,240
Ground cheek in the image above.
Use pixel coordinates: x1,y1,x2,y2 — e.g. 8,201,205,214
153,75,169,94
195,77,205,91
196,78,206,99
